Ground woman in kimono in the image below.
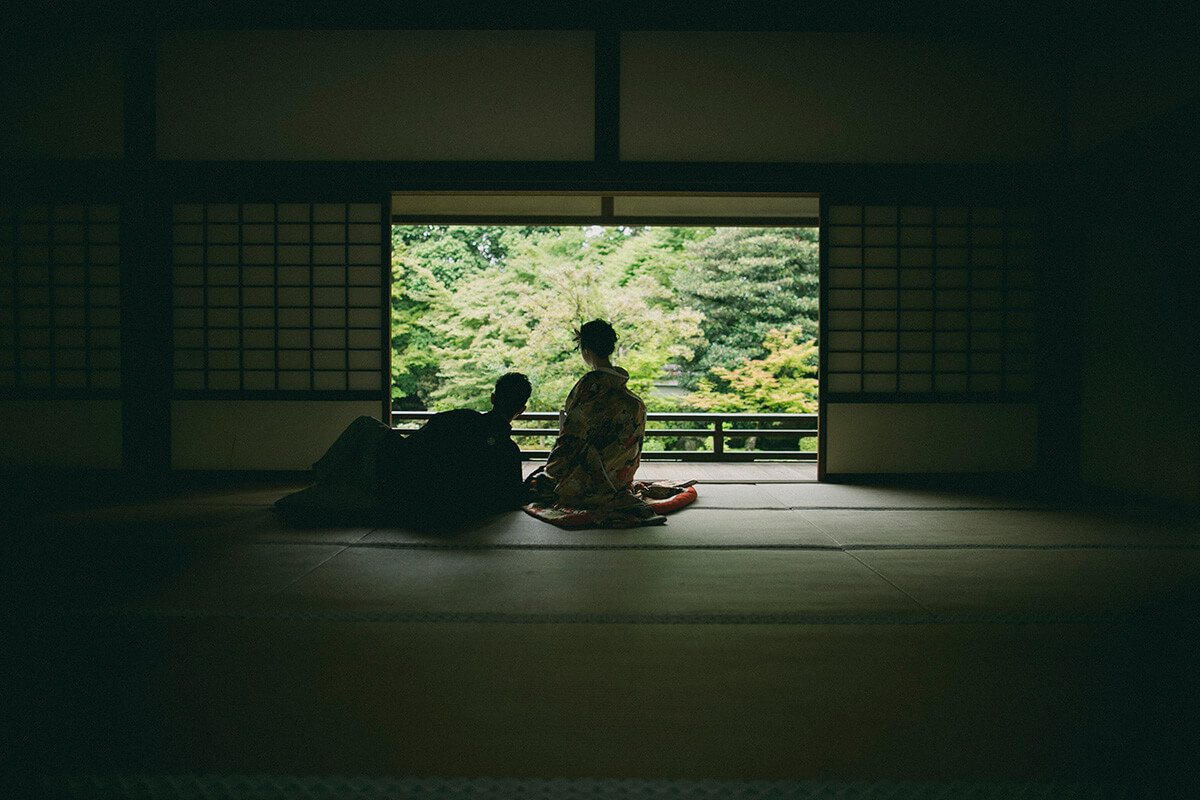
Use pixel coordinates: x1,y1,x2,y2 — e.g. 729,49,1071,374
525,319,663,527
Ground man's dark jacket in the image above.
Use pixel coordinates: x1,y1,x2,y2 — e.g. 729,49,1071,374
376,409,524,520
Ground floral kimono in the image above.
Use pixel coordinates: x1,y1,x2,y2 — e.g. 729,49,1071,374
524,366,662,527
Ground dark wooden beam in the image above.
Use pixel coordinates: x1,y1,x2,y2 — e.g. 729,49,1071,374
119,26,173,489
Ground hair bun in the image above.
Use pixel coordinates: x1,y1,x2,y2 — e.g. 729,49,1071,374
577,319,617,358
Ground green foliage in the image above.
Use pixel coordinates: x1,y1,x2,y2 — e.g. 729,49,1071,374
389,260,447,408
675,227,819,389
391,225,556,286
687,326,818,413
390,225,820,424
392,226,704,412
598,226,715,291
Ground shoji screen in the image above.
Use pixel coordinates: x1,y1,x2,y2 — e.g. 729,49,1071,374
825,205,1036,395
0,203,121,390
822,204,1039,473
0,203,123,467
170,201,388,470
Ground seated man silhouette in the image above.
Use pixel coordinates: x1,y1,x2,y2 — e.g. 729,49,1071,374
274,372,532,527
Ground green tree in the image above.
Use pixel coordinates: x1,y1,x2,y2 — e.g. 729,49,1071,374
391,225,556,408
686,326,819,452
675,227,818,389
687,326,818,413
601,226,715,294
389,260,450,409
390,225,822,418
391,225,556,286
418,227,704,413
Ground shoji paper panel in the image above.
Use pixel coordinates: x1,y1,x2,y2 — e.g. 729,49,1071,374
157,30,594,161
392,195,603,218
0,203,122,390
621,32,1057,163
0,399,122,468
0,400,121,470
825,402,1037,473
612,195,819,219
171,400,379,470
172,202,386,393
825,205,1037,396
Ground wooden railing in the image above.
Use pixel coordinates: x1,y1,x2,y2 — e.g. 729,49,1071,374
390,410,817,461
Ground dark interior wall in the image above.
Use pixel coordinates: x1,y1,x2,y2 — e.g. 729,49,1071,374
1065,14,1200,155
1063,13,1200,505
1073,103,1200,505
1,4,1196,501
1078,212,1199,505
0,30,124,159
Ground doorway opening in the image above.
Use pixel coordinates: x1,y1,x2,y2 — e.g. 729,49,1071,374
389,223,819,463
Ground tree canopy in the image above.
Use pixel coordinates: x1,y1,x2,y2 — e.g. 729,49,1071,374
390,225,819,427
674,226,818,389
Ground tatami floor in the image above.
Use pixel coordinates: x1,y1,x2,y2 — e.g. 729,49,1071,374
11,466,1200,799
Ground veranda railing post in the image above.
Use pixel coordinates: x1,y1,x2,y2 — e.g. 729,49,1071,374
713,418,724,457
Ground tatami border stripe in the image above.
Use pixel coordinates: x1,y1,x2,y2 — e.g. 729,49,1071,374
336,541,846,551
76,607,1131,626
151,502,1165,511
270,540,1200,552
845,542,1200,550
40,773,1134,800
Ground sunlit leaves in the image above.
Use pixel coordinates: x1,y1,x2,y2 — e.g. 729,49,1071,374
675,227,819,388
394,226,705,412
390,225,819,418
688,326,818,414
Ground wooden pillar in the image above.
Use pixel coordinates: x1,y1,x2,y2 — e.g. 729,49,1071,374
120,27,173,490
